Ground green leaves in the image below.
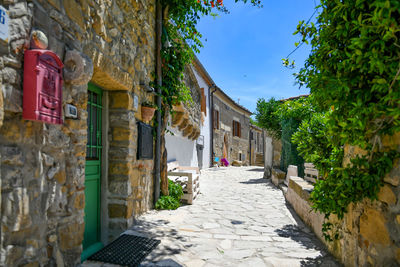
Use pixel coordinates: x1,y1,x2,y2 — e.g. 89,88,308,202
291,0,400,240
155,179,184,210
161,0,261,115
254,97,281,139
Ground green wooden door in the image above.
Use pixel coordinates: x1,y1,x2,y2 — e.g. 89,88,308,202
82,84,103,261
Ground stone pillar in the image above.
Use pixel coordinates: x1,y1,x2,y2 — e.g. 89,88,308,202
264,136,273,178
285,165,298,185
108,91,137,239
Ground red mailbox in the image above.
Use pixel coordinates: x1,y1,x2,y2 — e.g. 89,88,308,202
23,49,63,124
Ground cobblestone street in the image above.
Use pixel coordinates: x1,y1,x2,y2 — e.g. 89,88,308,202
123,166,338,267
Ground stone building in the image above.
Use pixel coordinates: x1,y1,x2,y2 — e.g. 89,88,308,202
0,0,158,266
191,56,214,169
212,88,251,165
165,65,202,168
249,123,264,166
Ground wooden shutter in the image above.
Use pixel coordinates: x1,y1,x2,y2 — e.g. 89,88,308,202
200,88,206,115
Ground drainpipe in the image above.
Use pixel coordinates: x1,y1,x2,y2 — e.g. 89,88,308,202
249,127,252,165
154,0,162,204
209,84,217,167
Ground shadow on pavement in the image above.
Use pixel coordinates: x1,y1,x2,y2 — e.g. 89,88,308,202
124,219,188,266
239,178,277,191
275,224,319,250
246,167,264,172
300,256,341,267
273,202,342,266
239,177,268,184
140,259,183,267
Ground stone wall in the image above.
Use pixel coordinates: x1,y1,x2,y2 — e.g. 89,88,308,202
183,65,201,127
285,133,400,266
213,96,250,164
0,0,156,266
264,131,281,178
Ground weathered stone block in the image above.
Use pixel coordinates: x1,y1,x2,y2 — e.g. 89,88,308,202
3,84,22,112
1,146,23,166
47,0,61,11
109,146,135,161
5,245,24,266
397,248,400,263
2,188,32,231
73,192,85,210
86,46,133,91
384,159,400,187
0,80,3,128
288,176,313,201
130,168,141,187
111,92,134,110
63,0,85,30
59,223,84,251
108,202,133,219
271,168,285,187
377,184,396,205
109,162,133,176
63,50,94,86
21,262,39,267
109,180,132,196
231,160,242,167
360,208,390,245
112,127,134,142
133,187,144,200
382,132,400,148
54,170,66,184
9,2,28,18
109,111,136,128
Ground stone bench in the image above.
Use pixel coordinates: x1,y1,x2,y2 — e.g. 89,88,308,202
167,161,200,205
304,163,320,183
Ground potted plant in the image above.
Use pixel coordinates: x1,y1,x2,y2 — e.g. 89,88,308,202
141,101,157,123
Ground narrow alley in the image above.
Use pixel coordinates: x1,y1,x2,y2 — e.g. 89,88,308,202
117,167,338,267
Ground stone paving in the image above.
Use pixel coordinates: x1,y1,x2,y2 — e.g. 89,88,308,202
85,166,340,267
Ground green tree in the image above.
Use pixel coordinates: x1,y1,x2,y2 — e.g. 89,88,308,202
254,97,281,139
290,0,400,240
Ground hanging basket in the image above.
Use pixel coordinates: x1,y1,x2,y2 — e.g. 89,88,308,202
141,106,156,123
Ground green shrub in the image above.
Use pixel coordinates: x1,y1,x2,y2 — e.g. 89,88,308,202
155,179,184,210
168,179,183,200
155,196,180,210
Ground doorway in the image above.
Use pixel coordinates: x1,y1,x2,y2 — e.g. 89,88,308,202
82,83,103,261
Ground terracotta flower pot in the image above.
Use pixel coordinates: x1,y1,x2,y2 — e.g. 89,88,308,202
141,106,156,123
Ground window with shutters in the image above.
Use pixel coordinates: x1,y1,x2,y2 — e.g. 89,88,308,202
232,120,241,137
213,110,219,129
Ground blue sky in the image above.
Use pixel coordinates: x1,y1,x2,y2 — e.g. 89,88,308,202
196,0,318,113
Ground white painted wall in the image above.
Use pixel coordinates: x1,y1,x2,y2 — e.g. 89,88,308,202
165,125,198,167
165,65,212,169
192,66,211,169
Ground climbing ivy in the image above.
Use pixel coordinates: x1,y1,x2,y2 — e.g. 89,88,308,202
160,0,262,113
290,0,400,240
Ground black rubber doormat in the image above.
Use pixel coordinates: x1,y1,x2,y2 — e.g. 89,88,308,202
88,234,161,267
